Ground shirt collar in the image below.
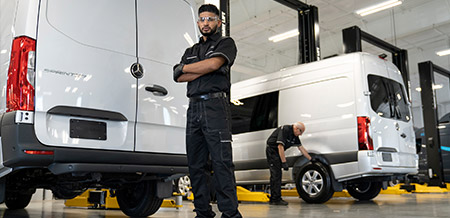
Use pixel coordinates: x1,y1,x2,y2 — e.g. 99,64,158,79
199,31,222,43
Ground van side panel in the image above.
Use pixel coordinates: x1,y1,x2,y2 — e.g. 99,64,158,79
278,60,357,160
34,0,137,151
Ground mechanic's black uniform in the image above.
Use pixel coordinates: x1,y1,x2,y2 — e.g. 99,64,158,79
177,32,241,218
266,125,302,202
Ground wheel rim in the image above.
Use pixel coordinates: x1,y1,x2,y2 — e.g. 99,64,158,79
302,169,324,196
178,176,191,196
353,183,371,193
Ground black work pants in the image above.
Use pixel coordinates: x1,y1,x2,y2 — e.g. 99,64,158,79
266,146,282,202
186,97,241,218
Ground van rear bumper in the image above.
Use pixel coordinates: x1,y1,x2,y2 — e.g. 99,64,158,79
358,150,418,174
0,112,188,175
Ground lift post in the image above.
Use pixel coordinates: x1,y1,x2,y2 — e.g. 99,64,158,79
274,0,320,64
342,26,410,98
418,61,450,187
219,0,230,37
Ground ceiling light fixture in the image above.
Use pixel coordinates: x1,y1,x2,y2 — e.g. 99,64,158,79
437,49,450,56
268,29,299,42
356,0,402,16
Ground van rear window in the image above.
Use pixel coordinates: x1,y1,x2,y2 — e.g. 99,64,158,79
231,91,278,134
368,75,411,122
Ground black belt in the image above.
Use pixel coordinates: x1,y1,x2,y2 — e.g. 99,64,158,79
189,92,227,102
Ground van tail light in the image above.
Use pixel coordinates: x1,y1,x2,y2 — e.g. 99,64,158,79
23,150,54,155
358,116,374,150
7,36,36,112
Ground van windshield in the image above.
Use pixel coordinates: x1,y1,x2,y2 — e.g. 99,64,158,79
368,75,411,122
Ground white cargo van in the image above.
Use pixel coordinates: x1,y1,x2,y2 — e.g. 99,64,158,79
230,52,418,203
0,0,198,216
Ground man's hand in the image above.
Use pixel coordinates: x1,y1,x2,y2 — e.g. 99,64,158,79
217,65,229,75
309,156,316,162
281,162,289,171
173,63,185,82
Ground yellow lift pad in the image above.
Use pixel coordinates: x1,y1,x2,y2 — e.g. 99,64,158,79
65,189,182,209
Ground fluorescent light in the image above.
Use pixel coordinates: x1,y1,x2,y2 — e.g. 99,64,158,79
204,0,220,7
183,33,194,46
356,0,402,16
415,84,444,92
268,29,299,42
433,84,443,90
437,49,450,56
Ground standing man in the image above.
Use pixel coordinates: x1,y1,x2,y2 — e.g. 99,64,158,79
266,122,313,205
173,4,241,218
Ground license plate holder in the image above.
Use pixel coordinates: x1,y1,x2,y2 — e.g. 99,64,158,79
382,152,392,162
70,119,106,140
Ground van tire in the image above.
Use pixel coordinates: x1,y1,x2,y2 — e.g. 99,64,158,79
116,180,163,217
296,162,334,203
5,192,32,209
347,182,382,201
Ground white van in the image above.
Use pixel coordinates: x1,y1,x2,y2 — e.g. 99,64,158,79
230,52,418,203
0,0,198,216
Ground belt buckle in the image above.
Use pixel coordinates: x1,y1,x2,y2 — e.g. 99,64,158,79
200,95,209,101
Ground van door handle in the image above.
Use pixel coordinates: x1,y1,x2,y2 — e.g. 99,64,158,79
145,85,168,96
400,133,407,138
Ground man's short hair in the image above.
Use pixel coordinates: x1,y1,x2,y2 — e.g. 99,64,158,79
199,4,220,17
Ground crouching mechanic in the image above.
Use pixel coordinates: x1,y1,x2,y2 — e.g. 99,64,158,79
266,122,313,205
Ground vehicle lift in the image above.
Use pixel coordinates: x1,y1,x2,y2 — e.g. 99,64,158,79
65,189,184,209
418,61,450,187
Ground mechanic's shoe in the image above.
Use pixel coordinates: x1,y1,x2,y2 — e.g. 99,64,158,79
269,199,289,205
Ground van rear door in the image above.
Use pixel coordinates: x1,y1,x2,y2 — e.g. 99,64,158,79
34,0,137,151
366,58,415,167
386,63,416,167
134,0,198,154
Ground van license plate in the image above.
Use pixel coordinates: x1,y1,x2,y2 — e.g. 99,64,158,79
382,153,392,162
70,119,106,140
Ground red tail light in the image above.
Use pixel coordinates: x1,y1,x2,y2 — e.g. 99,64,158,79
23,150,54,155
7,36,36,112
358,116,373,150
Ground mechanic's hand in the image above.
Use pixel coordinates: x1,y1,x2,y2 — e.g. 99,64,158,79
173,63,185,82
281,162,289,171
217,65,229,74
309,156,316,162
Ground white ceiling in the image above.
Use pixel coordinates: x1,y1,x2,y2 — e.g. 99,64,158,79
195,0,450,127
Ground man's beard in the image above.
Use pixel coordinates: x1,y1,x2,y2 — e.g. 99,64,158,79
200,25,218,37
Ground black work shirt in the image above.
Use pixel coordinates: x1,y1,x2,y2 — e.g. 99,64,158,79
267,125,302,150
179,32,237,97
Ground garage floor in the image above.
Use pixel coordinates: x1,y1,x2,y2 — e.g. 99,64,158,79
1,193,450,217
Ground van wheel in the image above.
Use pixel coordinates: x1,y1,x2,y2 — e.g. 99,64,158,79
175,175,191,199
116,181,163,217
347,182,382,201
5,192,33,209
296,162,334,203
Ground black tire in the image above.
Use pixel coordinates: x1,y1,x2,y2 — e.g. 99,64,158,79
347,182,382,201
116,181,163,217
295,162,334,203
5,193,33,210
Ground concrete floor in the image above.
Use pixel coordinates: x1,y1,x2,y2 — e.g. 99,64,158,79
1,193,450,217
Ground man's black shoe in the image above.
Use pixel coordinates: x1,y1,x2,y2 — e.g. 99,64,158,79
269,199,289,205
